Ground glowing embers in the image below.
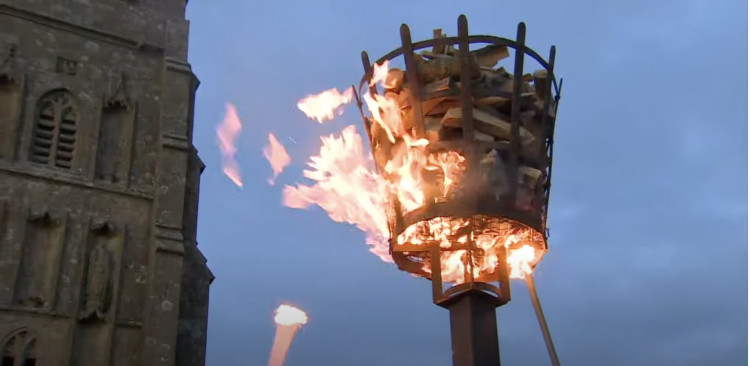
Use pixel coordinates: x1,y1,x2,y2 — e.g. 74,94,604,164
393,216,546,284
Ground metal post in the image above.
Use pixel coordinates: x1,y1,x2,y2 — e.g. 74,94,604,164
442,290,502,366
524,275,561,366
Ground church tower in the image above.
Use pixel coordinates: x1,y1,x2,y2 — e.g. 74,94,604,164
0,1,213,366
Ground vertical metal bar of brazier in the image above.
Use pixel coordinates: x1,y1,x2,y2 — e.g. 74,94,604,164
446,291,502,366
509,22,526,206
400,24,425,138
535,46,556,214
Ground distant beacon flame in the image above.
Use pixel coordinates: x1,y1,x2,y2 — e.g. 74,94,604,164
264,133,291,185
274,304,309,326
268,304,308,366
216,103,243,187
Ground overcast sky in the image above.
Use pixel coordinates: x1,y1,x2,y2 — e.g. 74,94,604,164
184,0,748,365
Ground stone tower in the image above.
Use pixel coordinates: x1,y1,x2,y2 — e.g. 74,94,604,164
0,1,213,366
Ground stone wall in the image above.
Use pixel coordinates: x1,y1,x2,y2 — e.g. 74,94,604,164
0,1,212,365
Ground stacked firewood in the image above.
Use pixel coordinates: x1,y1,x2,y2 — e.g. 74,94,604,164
368,29,556,213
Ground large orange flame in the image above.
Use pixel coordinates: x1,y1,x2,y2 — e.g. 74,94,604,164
287,61,540,282
216,103,243,187
264,133,291,185
283,126,392,261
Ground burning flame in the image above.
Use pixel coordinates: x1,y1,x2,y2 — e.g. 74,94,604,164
283,126,392,261
274,304,309,326
269,304,308,366
216,103,243,187
507,244,536,279
264,133,291,185
297,87,354,123
286,60,541,283
370,61,390,87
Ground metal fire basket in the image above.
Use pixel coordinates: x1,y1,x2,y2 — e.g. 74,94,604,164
354,14,563,366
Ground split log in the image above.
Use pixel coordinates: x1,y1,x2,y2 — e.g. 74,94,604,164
420,50,453,60
520,110,538,132
440,108,464,127
432,29,448,55
471,44,510,68
421,97,448,116
423,78,451,94
532,69,548,99
474,131,495,142
440,127,463,141
476,96,510,106
417,56,480,84
441,107,535,146
397,89,413,110
518,165,543,188
533,98,556,119
425,98,463,117
425,117,442,142
385,68,405,91
515,165,543,212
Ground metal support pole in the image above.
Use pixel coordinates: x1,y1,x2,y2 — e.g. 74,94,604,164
524,275,561,366
443,290,502,366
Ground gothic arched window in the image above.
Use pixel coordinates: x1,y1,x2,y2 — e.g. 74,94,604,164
30,90,77,169
1,329,38,366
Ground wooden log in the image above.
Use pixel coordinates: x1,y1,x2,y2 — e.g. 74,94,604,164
476,96,510,106
518,165,542,188
425,116,442,142
420,50,452,60
441,107,535,145
474,131,495,142
397,89,413,110
440,107,464,127
421,97,448,116
417,56,480,84
432,29,448,54
401,106,416,133
516,165,543,212
440,126,463,141
532,69,548,99
533,97,556,119
520,110,538,131
423,77,451,94
476,104,506,119
425,98,463,117
471,44,510,68
385,68,405,91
